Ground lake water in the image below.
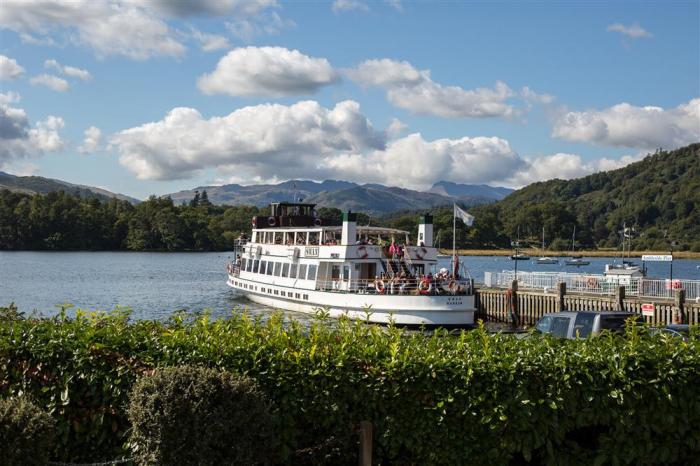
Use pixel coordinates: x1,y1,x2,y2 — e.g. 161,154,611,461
1,251,698,320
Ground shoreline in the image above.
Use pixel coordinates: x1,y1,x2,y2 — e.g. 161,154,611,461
440,248,700,259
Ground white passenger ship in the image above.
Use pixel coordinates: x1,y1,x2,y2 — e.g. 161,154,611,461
226,203,476,326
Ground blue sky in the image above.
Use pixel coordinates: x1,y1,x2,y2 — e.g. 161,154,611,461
1,0,698,199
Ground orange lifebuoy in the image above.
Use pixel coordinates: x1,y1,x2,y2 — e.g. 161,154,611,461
375,279,385,294
357,245,369,259
418,279,432,295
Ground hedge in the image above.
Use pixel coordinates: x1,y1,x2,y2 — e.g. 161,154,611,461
0,396,55,466
1,304,699,465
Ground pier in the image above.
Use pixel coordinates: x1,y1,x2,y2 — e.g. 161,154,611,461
476,271,700,326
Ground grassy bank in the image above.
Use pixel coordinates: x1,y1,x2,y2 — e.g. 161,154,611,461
1,305,699,465
442,248,700,259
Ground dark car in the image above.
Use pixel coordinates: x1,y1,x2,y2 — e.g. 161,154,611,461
649,324,691,340
534,311,641,339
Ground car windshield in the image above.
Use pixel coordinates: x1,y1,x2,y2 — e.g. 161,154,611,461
573,313,596,338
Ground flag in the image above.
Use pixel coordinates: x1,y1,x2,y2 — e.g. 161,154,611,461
454,204,475,226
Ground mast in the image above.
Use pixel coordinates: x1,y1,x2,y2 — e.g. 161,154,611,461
452,204,457,273
542,227,545,251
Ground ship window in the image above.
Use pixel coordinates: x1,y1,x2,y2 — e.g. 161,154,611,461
343,265,350,280
309,232,319,245
281,291,285,296
274,262,282,276
253,260,260,273
266,262,273,275
303,294,308,300
290,264,298,279
274,290,279,295
282,263,290,277
259,260,267,274
295,293,300,299
299,264,308,280
297,232,308,245
308,265,317,280
331,265,341,280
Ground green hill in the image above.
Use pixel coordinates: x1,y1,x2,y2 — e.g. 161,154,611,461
482,143,700,250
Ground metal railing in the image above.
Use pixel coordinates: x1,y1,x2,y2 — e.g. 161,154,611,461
315,278,473,296
490,271,700,300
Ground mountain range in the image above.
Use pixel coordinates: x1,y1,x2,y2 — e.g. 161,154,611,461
0,171,140,204
167,180,513,214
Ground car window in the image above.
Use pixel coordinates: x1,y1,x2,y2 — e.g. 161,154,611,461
573,313,596,338
600,316,635,333
550,317,571,338
535,316,553,333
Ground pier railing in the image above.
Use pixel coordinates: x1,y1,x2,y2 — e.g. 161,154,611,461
486,271,700,300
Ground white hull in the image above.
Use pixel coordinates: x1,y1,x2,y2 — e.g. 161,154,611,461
227,276,475,326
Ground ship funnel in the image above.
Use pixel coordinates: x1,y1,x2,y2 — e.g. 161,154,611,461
341,212,357,246
418,214,433,247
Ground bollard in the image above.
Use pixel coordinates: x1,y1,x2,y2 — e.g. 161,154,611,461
358,421,373,466
510,280,519,328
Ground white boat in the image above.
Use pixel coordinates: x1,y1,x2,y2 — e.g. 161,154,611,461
536,227,558,264
565,226,589,266
226,203,476,326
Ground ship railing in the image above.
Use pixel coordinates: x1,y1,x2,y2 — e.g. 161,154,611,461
489,271,700,300
315,278,473,296
226,262,240,277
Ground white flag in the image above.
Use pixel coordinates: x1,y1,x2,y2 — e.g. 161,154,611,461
454,204,475,226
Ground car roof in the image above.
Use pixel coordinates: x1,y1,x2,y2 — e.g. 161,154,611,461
540,311,637,318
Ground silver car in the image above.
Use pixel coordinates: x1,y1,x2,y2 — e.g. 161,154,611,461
534,311,640,339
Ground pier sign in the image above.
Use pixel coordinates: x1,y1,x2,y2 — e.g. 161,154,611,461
641,303,655,317
641,254,673,262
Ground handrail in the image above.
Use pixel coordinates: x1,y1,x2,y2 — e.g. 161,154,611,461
314,278,472,296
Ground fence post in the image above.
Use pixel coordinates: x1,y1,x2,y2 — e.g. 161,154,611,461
359,421,373,466
557,282,566,313
616,286,626,311
673,289,686,324
510,279,519,328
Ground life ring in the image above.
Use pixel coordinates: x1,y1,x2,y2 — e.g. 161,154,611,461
587,277,598,288
357,245,369,259
415,247,428,260
375,280,385,294
268,216,276,227
418,279,432,295
314,218,322,226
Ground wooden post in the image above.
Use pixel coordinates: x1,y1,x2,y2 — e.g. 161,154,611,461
673,289,686,324
510,280,519,328
616,286,625,311
359,421,372,466
557,282,566,313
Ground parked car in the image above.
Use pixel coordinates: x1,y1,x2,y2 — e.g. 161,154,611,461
649,324,691,340
534,311,641,339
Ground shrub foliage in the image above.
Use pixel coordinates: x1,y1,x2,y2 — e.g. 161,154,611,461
0,306,699,464
0,396,55,466
128,365,274,465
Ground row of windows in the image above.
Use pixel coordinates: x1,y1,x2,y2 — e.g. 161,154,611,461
241,257,317,281
231,280,309,301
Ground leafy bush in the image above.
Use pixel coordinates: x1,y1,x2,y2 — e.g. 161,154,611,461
0,396,55,466
1,307,699,465
128,366,274,465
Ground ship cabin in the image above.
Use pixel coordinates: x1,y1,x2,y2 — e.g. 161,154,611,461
233,203,468,295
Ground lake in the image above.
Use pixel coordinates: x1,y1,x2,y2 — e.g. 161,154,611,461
1,251,699,320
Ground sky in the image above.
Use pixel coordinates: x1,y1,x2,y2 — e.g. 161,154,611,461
0,0,698,200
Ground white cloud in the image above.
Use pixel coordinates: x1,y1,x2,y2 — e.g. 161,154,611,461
30,74,70,92
607,23,653,39
44,59,92,81
347,58,518,118
332,0,370,13
521,86,554,105
78,126,102,154
386,118,407,139
0,91,21,104
0,55,24,79
197,46,339,97
0,103,64,169
385,0,403,12
225,11,295,42
552,98,700,149
0,1,185,60
141,0,278,18
189,28,230,52
110,100,385,181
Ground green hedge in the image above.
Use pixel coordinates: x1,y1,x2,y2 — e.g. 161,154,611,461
0,396,55,466
128,366,274,465
1,305,699,465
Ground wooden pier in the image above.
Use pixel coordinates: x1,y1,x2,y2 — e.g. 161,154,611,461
475,282,700,327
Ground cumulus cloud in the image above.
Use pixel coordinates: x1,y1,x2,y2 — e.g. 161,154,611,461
197,46,339,97
141,0,277,18
521,86,554,105
0,55,24,79
347,58,518,118
78,126,102,153
332,0,370,13
0,103,64,169
30,74,70,92
45,59,92,81
110,100,385,181
0,91,21,104
607,23,653,39
188,28,230,52
552,98,700,149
